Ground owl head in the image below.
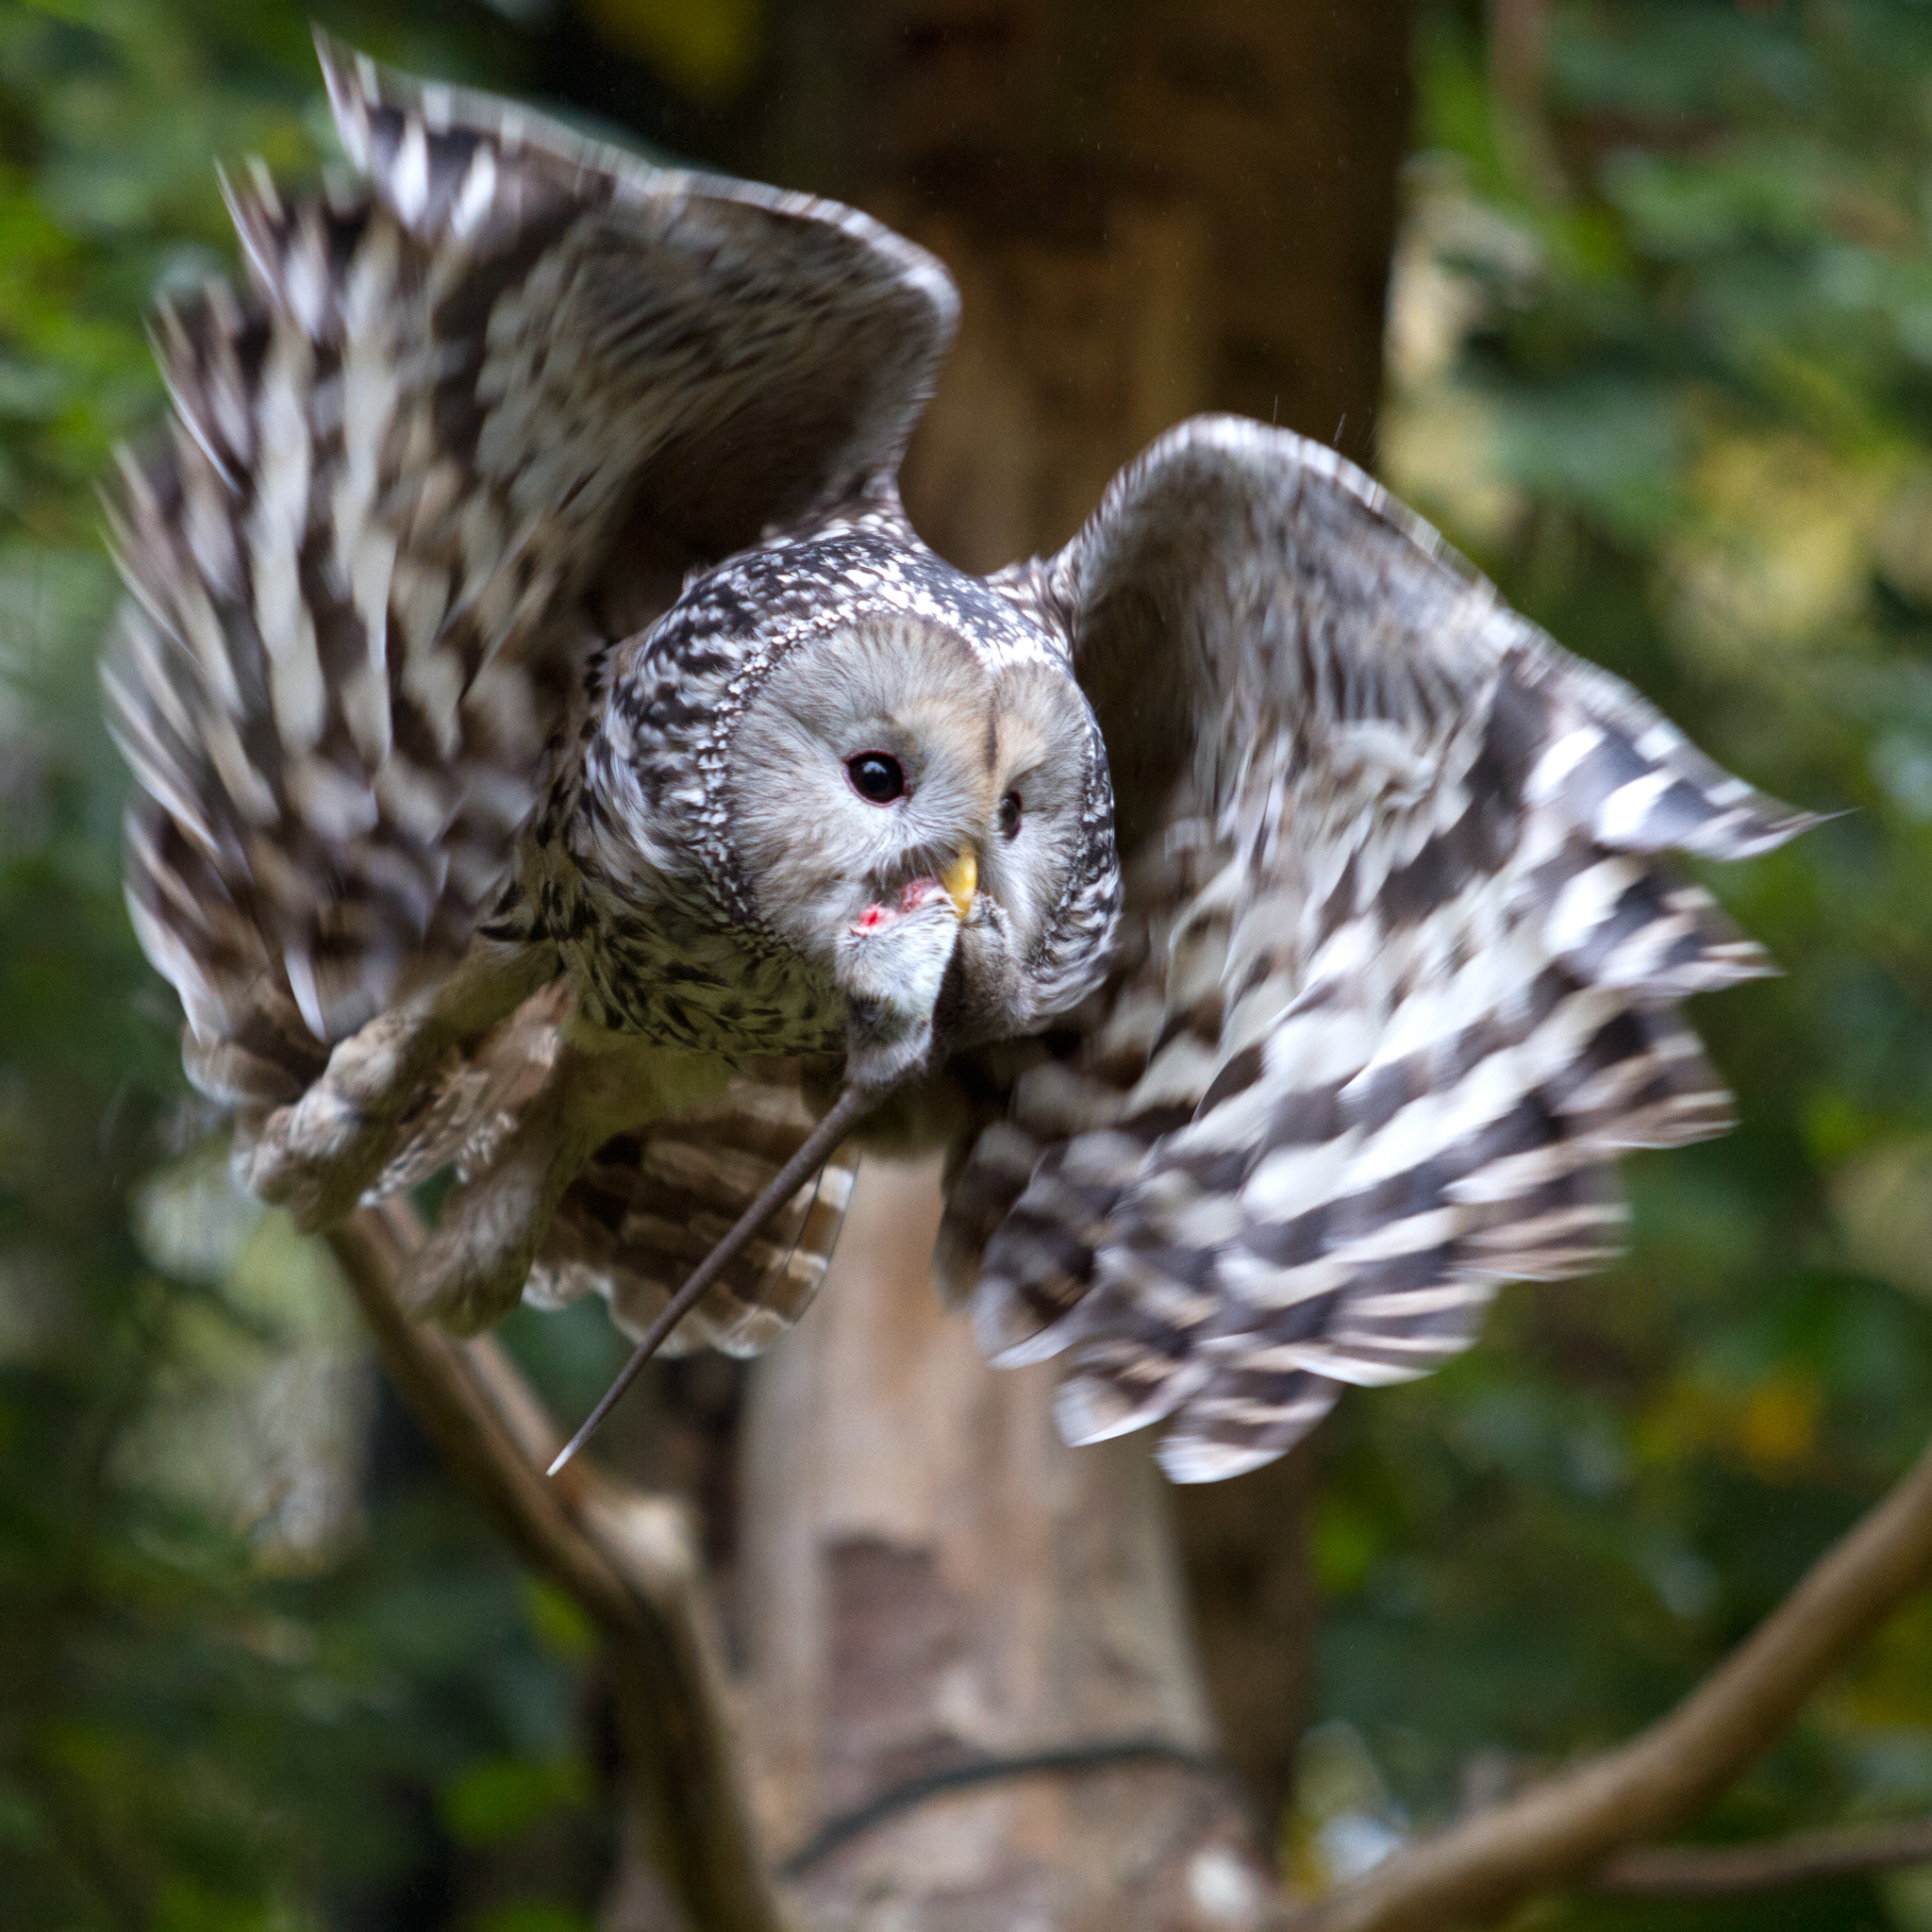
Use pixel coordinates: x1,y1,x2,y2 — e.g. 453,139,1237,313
726,596,1118,1090
586,528,1121,1094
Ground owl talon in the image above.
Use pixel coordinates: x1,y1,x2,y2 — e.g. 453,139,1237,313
242,941,558,1231
401,1167,558,1335
401,1075,584,1333
401,1028,728,1335
243,1008,448,1229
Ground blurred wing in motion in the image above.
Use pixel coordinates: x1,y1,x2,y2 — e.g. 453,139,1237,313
949,417,1815,1482
530,1066,859,1357
107,31,958,1108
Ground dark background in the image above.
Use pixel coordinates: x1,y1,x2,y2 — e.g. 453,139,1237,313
5,2,1932,1927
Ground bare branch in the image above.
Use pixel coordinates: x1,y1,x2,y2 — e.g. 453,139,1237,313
327,1200,792,1932
1287,1430,1932,1932
1593,1815,1932,1895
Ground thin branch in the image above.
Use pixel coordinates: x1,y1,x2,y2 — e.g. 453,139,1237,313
327,1200,792,1932
1286,1429,1932,1932
1593,1815,1932,1897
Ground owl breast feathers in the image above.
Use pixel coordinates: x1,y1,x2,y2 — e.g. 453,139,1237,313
106,36,1815,1481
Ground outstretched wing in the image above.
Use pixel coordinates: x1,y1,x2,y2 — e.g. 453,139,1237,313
947,417,1814,1483
108,33,958,1092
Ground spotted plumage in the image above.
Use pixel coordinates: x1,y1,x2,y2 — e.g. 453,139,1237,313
107,38,1814,1480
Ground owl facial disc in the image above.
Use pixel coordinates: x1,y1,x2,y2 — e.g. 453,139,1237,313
718,596,1103,1068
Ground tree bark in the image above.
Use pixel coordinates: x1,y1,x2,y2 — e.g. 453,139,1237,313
738,1159,1264,1927
723,6,1417,1920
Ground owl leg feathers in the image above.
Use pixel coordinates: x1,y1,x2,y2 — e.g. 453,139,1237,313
400,1028,732,1335
534,891,972,1464
240,941,561,1230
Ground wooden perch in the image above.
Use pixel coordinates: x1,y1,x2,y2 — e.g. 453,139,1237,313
1287,1427,1932,1932
326,1200,792,1932
1593,1814,1932,1896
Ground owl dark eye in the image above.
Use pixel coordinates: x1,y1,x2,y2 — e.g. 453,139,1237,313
845,751,907,804
999,791,1023,840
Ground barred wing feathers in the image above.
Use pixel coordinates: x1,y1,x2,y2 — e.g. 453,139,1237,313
108,33,958,1071
528,1068,859,1358
954,418,1814,1483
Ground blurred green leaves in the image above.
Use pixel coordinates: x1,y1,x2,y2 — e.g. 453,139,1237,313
441,1757,591,1849
575,0,761,102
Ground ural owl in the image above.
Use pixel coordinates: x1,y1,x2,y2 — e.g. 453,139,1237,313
107,39,1813,1482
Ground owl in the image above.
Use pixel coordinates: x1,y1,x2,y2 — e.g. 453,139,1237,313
107,38,1814,1482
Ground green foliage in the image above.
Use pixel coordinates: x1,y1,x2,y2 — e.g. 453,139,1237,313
1295,4,1932,1924
441,1757,592,1849
469,1906,597,1932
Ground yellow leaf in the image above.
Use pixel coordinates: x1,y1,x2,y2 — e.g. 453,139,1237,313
575,0,761,102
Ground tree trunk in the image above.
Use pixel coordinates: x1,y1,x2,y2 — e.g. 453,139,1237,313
739,1159,1261,1927
718,5,1417,1922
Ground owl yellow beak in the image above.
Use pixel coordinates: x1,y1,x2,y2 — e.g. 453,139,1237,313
941,849,977,921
